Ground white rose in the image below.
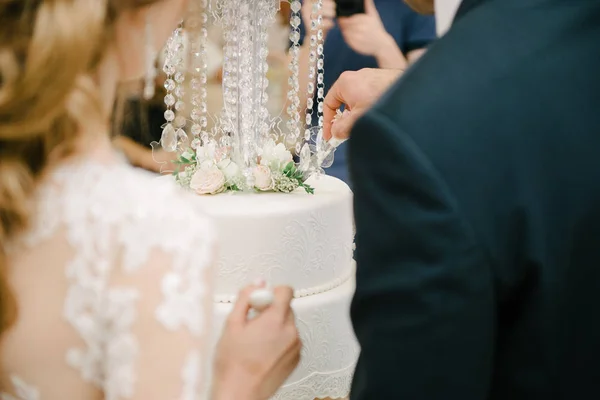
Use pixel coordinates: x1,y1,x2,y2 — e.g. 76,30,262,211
217,159,241,182
260,140,293,170
196,142,216,163
189,166,225,195
253,165,273,191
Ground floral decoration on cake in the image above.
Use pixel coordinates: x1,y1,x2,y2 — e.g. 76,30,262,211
173,140,315,195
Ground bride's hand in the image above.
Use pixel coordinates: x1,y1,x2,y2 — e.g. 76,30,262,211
212,285,301,400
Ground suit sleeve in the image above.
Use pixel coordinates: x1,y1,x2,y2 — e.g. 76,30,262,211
348,110,495,399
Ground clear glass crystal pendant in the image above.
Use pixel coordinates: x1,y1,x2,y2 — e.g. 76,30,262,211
161,123,178,152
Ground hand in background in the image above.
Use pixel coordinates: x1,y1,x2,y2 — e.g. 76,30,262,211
149,148,178,173
337,0,394,57
212,285,301,400
114,136,176,174
302,0,336,38
323,68,403,140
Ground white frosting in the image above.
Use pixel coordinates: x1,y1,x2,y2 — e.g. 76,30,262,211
207,276,359,400
186,174,358,399
192,175,354,298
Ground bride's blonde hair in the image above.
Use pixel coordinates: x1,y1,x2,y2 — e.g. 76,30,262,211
0,0,161,336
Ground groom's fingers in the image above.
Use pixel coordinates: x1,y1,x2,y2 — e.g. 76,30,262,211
323,74,352,140
331,111,360,140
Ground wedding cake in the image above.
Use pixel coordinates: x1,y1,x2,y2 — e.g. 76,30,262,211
158,1,359,398
198,175,358,399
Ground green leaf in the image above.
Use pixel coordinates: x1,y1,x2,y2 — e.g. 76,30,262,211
284,162,295,173
180,156,191,164
301,183,315,194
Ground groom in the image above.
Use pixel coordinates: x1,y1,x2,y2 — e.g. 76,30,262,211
326,0,600,399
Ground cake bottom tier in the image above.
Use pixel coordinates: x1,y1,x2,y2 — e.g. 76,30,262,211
210,275,359,400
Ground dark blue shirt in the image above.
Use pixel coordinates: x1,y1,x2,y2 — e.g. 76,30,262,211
297,0,436,186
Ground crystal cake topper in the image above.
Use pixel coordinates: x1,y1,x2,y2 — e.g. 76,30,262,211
156,0,335,194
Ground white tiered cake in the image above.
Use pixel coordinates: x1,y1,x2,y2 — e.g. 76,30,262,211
197,175,358,399
159,1,359,397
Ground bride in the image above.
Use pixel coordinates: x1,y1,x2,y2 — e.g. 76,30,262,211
0,0,300,399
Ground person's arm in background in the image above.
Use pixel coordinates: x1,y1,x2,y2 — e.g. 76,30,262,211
114,135,178,173
338,0,408,69
285,0,335,111
114,86,178,174
338,0,436,68
403,4,437,64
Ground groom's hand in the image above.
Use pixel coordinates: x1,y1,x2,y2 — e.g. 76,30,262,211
212,285,301,400
323,68,403,140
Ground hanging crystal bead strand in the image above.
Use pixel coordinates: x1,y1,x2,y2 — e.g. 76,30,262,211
315,0,326,137
221,0,239,148
173,26,188,146
297,0,325,176
161,23,184,152
237,0,257,187
254,0,277,146
304,0,320,143
287,0,302,151
187,0,210,149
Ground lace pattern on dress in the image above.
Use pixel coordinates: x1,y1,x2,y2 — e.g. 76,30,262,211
180,351,202,400
17,160,214,400
0,376,40,400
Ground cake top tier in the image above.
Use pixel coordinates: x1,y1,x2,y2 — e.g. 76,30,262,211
193,174,351,217
191,175,355,300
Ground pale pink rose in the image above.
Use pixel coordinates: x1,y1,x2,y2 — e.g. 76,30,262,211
253,165,273,191
190,167,225,195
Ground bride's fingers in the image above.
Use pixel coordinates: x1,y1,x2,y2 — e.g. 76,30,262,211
283,333,302,370
268,286,294,321
227,284,261,327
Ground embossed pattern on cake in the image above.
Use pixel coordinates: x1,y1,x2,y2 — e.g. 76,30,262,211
193,175,354,302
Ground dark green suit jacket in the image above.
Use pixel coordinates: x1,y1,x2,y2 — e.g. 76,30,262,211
349,0,600,398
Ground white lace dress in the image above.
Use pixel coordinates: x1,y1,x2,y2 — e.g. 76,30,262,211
1,157,215,400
